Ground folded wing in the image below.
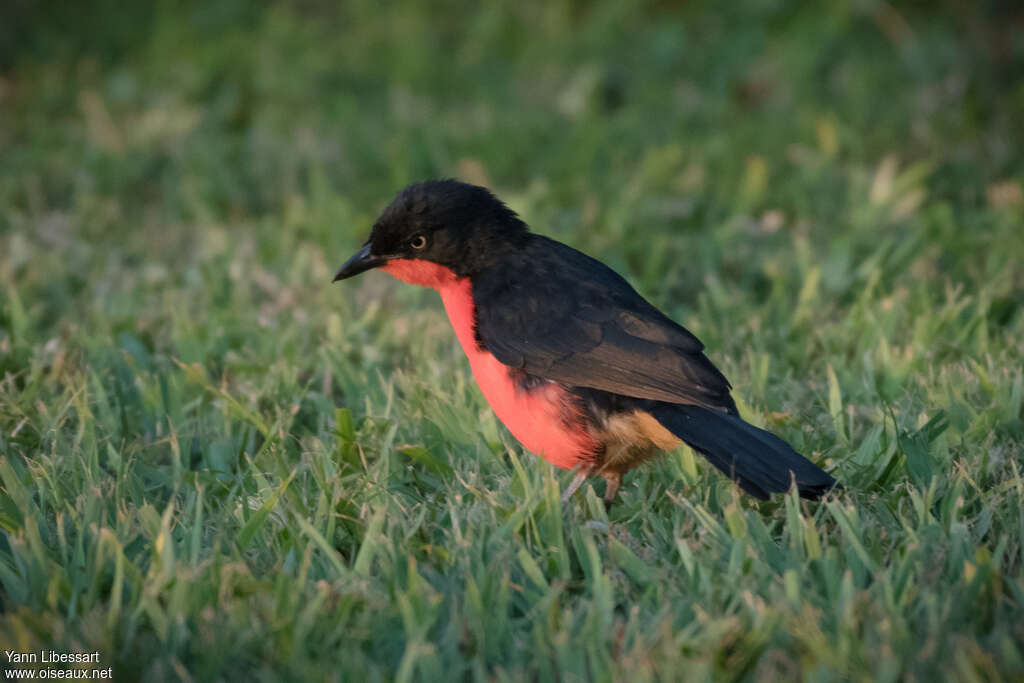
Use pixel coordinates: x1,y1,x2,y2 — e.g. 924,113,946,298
472,237,737,414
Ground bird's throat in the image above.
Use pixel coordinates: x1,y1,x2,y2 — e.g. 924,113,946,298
380,259,458,289
381,258,481,362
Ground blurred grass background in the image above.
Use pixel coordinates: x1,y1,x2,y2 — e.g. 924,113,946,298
1,0,1023,680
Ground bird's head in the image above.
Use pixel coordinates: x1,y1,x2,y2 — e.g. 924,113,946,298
332,180,529,288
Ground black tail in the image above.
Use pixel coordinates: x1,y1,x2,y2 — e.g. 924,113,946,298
648,404,839,500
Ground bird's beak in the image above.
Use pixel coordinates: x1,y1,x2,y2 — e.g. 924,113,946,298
332,243,386,282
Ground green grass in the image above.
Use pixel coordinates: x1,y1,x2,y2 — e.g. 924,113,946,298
2,1,1023,680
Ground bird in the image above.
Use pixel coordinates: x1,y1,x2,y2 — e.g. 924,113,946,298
333,179,839,505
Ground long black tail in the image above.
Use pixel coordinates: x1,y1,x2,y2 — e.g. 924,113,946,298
648,404,839,500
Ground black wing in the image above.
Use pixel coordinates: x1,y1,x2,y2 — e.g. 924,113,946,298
472,236,737,413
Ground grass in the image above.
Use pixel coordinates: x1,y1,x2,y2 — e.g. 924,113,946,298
1,0,1023,680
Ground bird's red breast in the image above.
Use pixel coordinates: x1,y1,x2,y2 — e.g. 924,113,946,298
381,259,596,469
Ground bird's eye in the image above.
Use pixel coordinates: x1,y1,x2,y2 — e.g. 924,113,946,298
409,235,427,250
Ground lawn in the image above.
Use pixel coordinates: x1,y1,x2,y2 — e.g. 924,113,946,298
1,1,1023,680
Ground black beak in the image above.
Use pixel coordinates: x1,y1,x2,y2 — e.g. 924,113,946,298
332,243,386,282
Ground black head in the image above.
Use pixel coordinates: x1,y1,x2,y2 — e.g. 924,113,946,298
332,180,529,282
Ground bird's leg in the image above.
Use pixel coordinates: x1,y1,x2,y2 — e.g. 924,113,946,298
602,470,622,509
560,465,591,503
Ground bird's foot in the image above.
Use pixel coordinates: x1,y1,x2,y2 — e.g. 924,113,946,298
602,471,622,511
560,466,592,503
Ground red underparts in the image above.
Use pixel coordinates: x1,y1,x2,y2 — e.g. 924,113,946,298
381,259,596,469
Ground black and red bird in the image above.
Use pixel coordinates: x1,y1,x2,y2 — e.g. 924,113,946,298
333,180,839,503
